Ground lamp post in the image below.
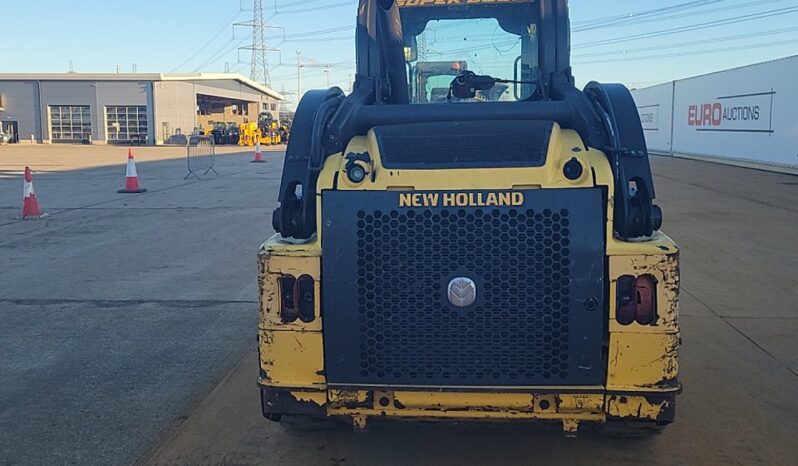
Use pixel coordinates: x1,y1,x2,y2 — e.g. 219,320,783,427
296,50,302,103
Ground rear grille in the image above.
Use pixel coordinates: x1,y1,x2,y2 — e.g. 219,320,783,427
373,120,552,169
322,189,606,387
357,208,572,383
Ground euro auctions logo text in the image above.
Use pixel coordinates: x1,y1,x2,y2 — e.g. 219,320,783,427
686,91,775,133
687,103,760,127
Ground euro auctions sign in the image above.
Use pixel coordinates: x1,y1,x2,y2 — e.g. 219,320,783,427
687,90,775,134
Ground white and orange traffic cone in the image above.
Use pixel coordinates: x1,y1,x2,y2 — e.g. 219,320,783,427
118,148,147,193
21,167,43,219
251,141,265,163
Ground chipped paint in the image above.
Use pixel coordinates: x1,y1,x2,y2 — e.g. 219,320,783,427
328,390,370,409
291,390,327,407
606,395,672,421
562,418,580,436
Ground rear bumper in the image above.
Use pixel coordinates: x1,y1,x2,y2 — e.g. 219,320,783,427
259,382,679,425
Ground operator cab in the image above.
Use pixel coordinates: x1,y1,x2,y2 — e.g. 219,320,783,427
401,0,540,103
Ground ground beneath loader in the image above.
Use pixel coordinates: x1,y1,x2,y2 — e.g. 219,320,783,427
0,145,796,465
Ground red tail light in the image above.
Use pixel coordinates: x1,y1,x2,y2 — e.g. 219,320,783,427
279,275,316,324
296,275,316,323
616,275,657,326
279,275,298,323
633,275,657,325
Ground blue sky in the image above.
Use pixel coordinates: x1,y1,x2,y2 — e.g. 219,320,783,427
1,0,797,103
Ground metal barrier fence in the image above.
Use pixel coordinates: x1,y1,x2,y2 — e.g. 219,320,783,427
186,135,218,179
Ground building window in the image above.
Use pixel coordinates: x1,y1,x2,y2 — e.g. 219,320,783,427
106,106,148,143
50,105,91,142
270,103,277,111
232,103,248,116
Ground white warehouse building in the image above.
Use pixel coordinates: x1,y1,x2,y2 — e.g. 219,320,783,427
632,55,798,172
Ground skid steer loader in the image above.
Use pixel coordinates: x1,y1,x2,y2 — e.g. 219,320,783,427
258,0,680,437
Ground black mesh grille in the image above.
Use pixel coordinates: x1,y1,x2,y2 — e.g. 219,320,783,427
374,120,552,169
356,208,572,383
322,189,606,387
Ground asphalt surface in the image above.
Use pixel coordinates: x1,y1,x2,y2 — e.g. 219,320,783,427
0,145,282,465
1,145,797,465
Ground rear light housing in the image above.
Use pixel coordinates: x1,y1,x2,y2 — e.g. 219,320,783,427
279,275,316,323
616,274,658,326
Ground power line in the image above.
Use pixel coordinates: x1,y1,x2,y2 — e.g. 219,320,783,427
284,26,353,38
285,37,351,43
271,0,330,9
192,35,249,72
574,0,787,32
168,9,243,72
274,1,355,15
574,25,798,59
572,0,729,29
575,38,798,65
573,5,798,49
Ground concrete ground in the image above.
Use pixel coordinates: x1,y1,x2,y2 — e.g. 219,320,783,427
1,145,797,465
0,144,283,465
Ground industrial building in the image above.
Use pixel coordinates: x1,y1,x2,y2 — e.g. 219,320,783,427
0,73,282,145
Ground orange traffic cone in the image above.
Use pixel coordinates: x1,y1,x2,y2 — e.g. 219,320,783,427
21,167,43,219
251,141,265,163
118,149,147,193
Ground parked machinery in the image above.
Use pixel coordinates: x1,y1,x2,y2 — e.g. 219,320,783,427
258,112,281,145
238,122,261,147
278,123,290,144
211,123,226,145
223,123,240,145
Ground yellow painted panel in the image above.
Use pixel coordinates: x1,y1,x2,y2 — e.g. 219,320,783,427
259,330,325,387
395,391,535,411
607,332,680,391
267,255,320,277
337,126,604,192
